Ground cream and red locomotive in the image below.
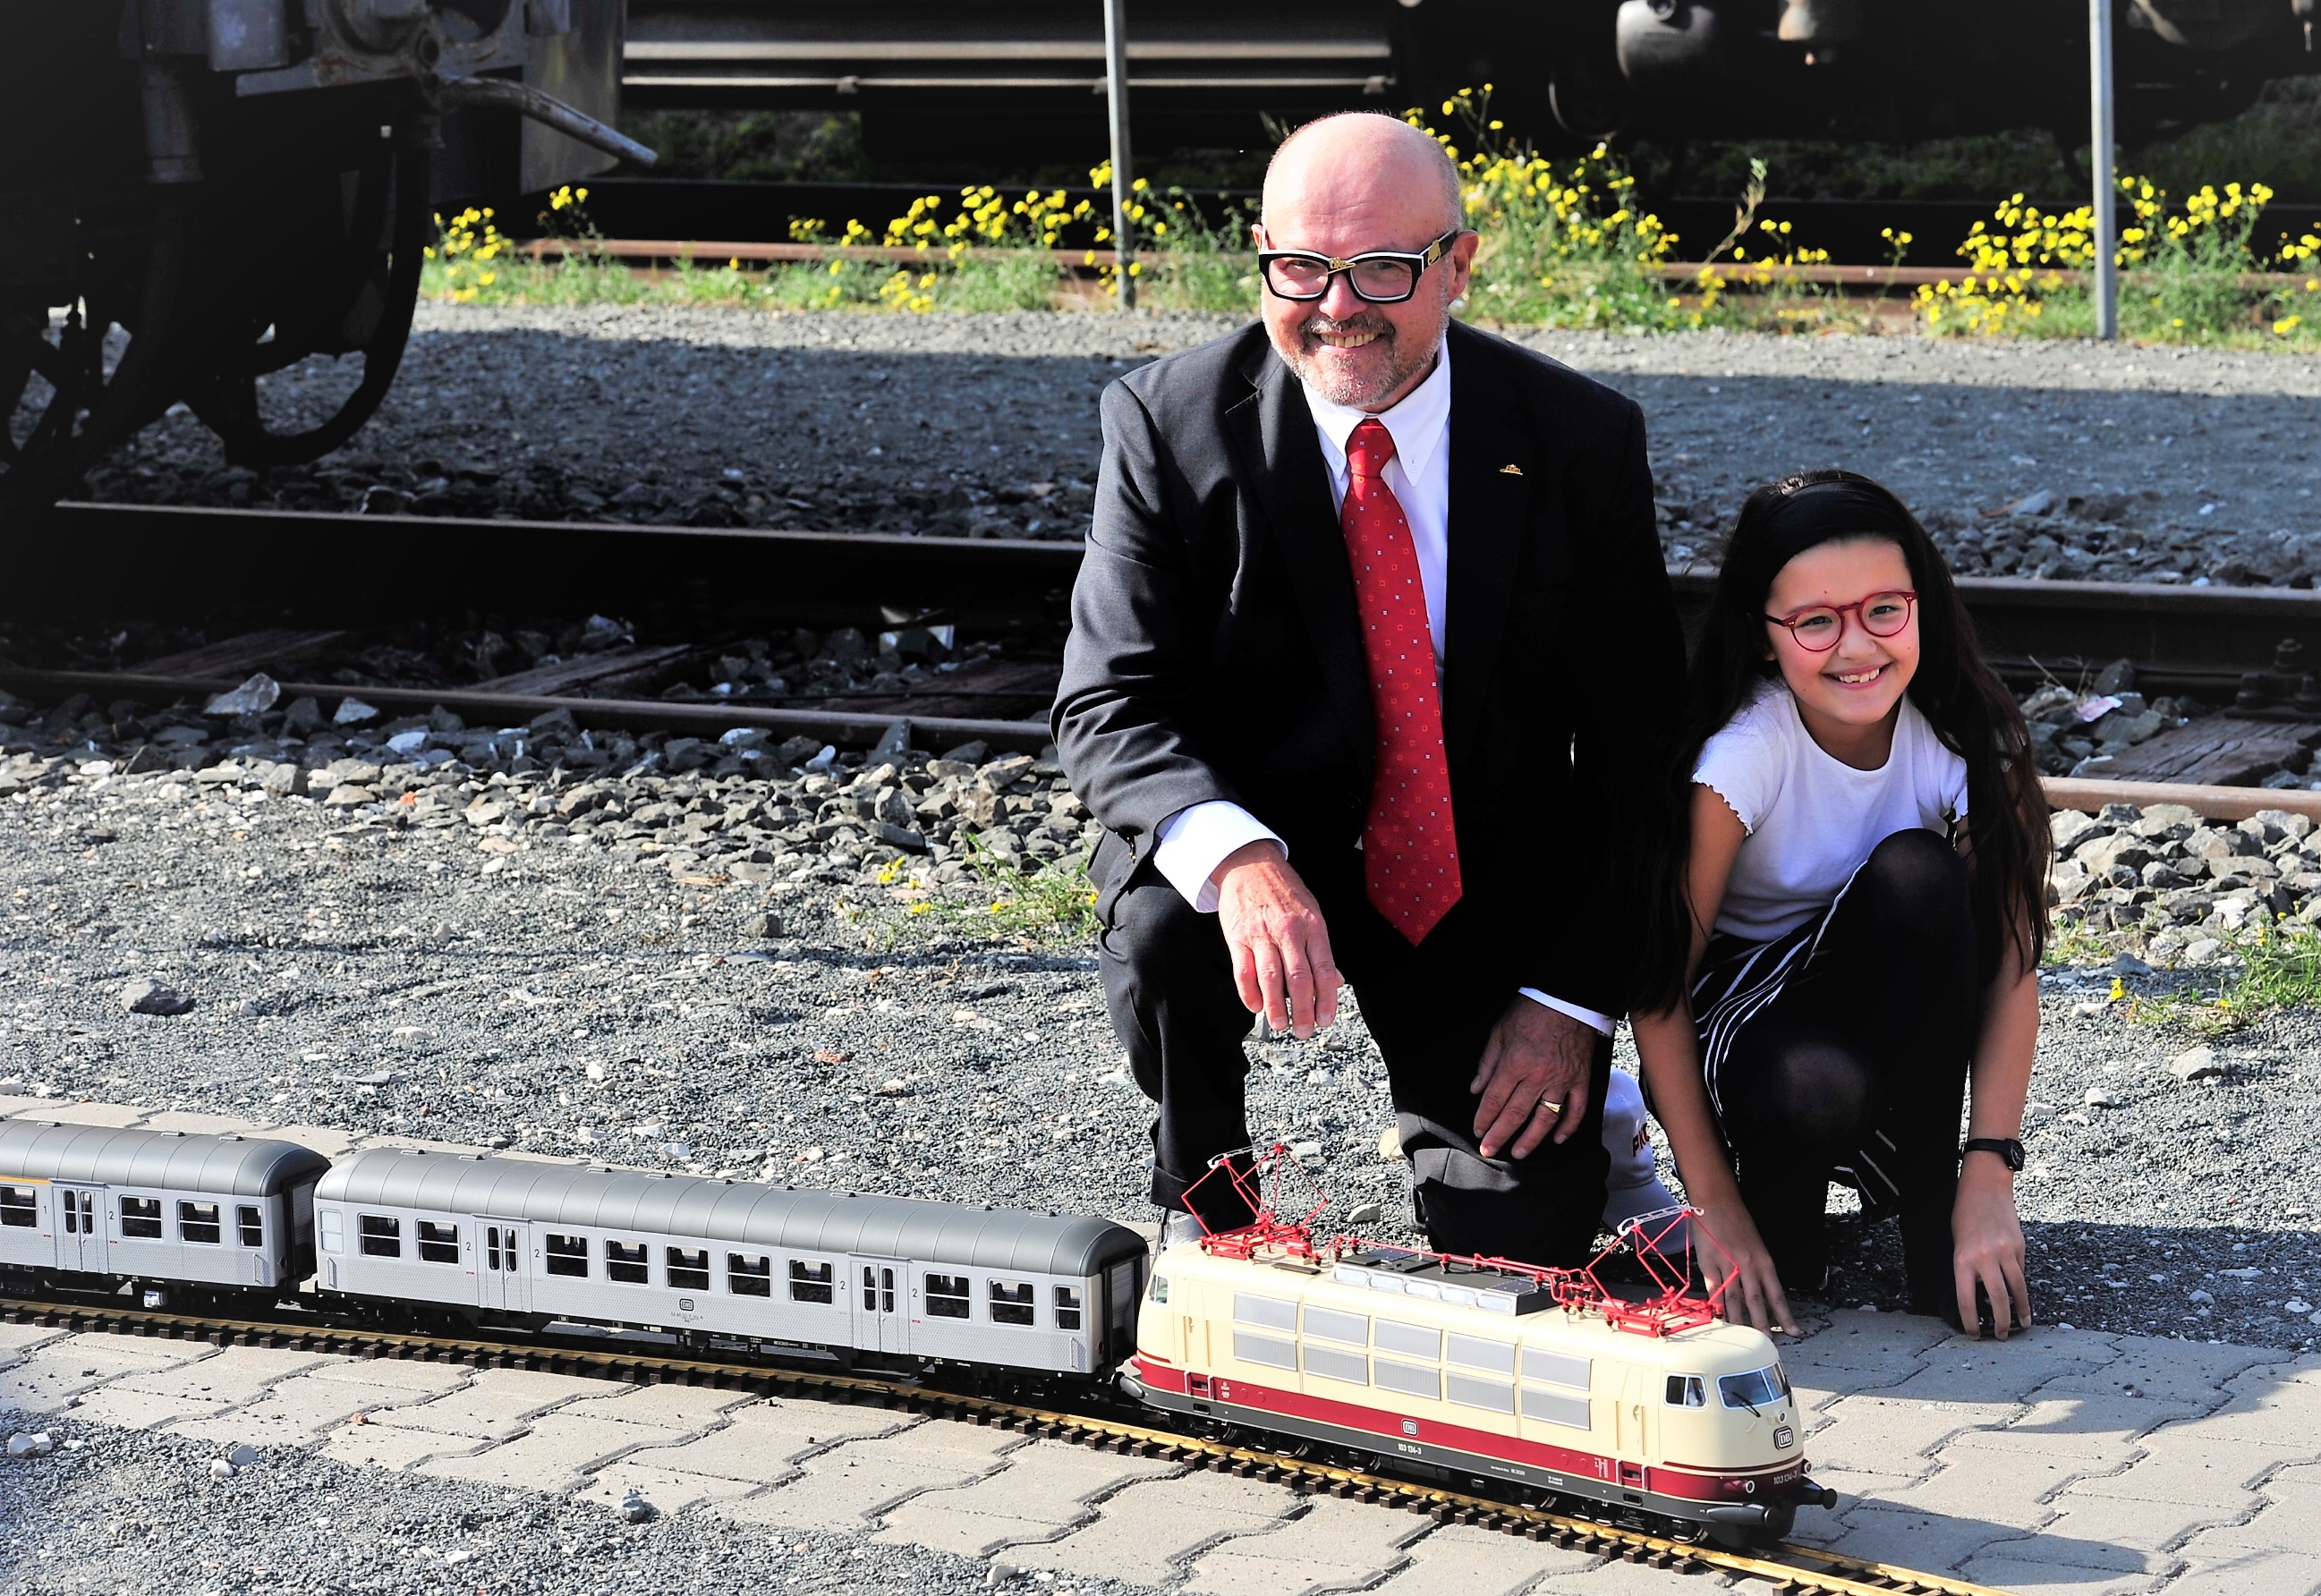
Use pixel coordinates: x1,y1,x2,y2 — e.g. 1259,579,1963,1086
1126,1222,1828,1544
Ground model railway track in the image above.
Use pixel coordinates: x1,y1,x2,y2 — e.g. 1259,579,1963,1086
0,1295,2010,1596
11,500,2321,814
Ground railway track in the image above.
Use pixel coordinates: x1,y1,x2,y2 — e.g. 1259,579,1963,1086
11,500,2321,816
557,180,2321,280
0,1294,2013,1596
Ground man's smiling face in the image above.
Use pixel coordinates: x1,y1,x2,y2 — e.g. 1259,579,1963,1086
1256,115,1476,412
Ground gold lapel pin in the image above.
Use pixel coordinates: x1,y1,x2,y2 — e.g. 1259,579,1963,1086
1499,463,1524,476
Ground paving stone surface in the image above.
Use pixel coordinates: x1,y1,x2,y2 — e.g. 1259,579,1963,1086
619,1396,907,1483
364,1365,604,1439
704,1421,1024,1531
0,1330,207,1414
1001,1471,1293,1587
1368,1524,1602,1595
873,1437,1178,1558
7,1111,2321,1596
1176,1496,1425,1596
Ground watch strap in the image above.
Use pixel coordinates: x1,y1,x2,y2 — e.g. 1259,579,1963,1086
1962,1136,2025,1172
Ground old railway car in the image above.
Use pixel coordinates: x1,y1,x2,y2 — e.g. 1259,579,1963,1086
314,1146,1148,1378
1125,1235,1826,1544
0,1120,327,1305
3,1,647,514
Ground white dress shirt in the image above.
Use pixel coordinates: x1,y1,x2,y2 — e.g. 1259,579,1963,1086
1150,339,1615,1036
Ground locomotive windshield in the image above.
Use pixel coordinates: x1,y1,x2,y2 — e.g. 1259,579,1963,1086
1718,1364,1789,1412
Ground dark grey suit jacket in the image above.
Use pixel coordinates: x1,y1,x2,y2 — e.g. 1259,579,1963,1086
1051,318,1684,1016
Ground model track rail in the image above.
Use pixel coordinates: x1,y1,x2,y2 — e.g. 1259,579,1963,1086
0,1295,2015,1596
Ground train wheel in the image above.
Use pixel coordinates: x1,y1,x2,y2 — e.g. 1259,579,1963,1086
179,140,430,468
0,193,197,514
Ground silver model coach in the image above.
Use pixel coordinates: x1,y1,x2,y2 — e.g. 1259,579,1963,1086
0,1121,328,1303
317,1149,1148,1376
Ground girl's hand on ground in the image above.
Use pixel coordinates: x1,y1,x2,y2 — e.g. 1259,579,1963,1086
1952,1163,2031,1339
1693,1198,1798,1336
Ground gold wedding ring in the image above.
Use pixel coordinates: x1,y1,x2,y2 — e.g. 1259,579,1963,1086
1537,1093,1564,1115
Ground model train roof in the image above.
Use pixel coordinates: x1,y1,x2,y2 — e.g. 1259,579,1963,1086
319,1148,1149,1278
0,1119,331,1196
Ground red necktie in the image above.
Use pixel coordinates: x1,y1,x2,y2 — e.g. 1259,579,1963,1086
1342,419,1463,943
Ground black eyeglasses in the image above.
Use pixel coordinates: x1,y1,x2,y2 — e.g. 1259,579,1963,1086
1258,228,1466,303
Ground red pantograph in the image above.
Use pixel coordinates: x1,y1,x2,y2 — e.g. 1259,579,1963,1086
1341,418,1463,943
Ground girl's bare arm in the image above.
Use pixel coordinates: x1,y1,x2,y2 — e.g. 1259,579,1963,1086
1951,916,2038,1336
1629,785,1799,1333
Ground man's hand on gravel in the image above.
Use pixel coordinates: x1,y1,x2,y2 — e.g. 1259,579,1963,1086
1214,841,1342,1040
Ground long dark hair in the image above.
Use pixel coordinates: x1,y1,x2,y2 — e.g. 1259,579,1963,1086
1635,469,2048,1011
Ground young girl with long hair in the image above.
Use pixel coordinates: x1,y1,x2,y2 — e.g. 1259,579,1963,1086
1632,469,2048,1339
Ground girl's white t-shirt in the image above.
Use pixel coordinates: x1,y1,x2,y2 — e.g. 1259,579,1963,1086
1694,678,1970,942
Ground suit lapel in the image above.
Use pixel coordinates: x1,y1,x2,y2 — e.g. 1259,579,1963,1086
1226,344,1374,778
1443,325,1538,763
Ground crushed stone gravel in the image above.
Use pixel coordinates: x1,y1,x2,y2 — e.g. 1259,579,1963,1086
75,305,2321,585
0,717,2310,1356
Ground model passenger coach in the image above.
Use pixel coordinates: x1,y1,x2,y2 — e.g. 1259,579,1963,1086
0,1120,327,1303
316,1148,1148,1374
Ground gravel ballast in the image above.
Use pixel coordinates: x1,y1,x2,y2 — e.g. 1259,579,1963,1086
0,709,2310,1355
73,304,2321,585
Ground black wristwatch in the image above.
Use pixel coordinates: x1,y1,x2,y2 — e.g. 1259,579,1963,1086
1962,1137,2026,1172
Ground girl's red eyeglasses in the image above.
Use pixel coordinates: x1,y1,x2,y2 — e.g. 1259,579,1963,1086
1764,590,1917,652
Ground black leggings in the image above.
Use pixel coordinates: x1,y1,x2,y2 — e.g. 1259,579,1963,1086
1716,828,1978,1307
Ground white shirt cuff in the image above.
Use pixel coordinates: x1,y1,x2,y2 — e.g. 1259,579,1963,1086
1518,988,1615,1037
1152,802,1285,913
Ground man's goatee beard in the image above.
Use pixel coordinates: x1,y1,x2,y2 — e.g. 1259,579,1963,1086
1290,318,1432,412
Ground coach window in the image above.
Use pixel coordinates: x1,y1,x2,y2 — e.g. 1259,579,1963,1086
1053,1286,1083,1330
178,1201,222,1244
121,1196,164,1239
237,1206,264,1247
990,1280,1035,1326
667,1247,710,1290
418,1221,461,1264
545,1233,589,1277
925,1273,972,1320
1146,1276,1169,1304
359,1215,402,1257
729,1254,772,1296
787,1260,834,1303
0,1185,36,1227
1667,1376,1706,1408
607,1241,650,1284
319,1210,344,1253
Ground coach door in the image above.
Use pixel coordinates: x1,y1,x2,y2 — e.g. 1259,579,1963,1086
849,1258,909,1355
480,1223,530,1316
54,1186,101,1275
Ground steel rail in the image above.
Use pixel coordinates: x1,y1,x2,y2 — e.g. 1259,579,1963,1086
511,235,2313,296
0,1295,2017,1596
0,665,1056,754
27,503,2321,687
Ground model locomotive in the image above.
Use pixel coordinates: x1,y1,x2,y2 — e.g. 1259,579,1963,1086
0,1117,1832,1547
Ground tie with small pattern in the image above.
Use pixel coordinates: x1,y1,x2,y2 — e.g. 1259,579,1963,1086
1341,418,1463,943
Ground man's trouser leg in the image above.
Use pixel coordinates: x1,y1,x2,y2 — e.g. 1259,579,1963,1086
1098,864,1262,1231
1336,891,1613,1269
